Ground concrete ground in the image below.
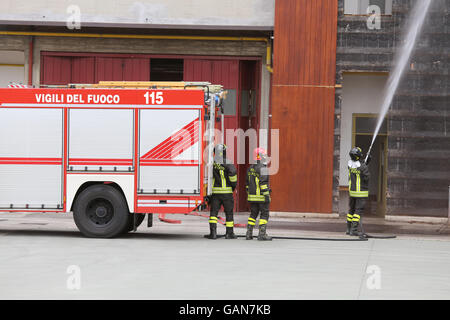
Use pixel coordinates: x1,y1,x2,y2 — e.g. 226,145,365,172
0,211,449,300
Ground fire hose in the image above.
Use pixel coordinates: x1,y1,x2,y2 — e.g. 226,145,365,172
358,219,397,239
158,206,395,241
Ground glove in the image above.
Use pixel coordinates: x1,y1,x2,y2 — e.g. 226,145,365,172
365,154,372,165
204,196,211,206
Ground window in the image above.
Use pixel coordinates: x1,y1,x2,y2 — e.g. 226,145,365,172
222,89,237,116
150,58,184,81
344,0,392,15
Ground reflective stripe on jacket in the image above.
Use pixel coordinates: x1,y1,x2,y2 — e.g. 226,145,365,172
212,161,237,194
246,162,270,203
348,160,369,198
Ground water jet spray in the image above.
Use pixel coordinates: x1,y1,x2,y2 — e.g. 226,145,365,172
365,0,432,162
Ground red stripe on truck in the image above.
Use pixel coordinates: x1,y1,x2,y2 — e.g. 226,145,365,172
0,157,62,165
68,158,133,166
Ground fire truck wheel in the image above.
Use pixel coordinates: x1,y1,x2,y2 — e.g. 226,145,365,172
73,184,129,238
126,213,145,232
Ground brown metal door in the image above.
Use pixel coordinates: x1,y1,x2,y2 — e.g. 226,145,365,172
184,59,242,209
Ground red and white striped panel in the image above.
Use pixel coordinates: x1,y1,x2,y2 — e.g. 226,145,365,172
8,84,29,88
138,109,201,194
140,118,199,166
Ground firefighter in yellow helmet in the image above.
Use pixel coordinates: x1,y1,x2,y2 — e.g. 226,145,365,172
245,147,272,241
204,144,238,240
347,147,371,236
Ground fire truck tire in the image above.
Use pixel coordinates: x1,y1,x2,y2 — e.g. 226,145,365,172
73,184,129,238
126,213,145,232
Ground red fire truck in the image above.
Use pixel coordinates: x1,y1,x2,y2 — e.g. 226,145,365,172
0,82,223,238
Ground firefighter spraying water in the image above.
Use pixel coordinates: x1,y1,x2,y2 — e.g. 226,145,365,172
346,147,371,237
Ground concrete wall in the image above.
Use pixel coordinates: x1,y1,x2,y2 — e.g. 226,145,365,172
0,50,25,87
0,65,25,87
0,0,275,30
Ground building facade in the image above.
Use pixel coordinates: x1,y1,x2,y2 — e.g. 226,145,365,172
335,0,449,218
0,0,448,218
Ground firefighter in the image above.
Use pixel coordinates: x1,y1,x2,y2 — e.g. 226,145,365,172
347,147,371,236
245,147,272,241
204,144,238,239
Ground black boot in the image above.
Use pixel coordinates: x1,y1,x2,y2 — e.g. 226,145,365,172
349,221,360,236
225,227,237,239
246,224,254,240
257,224,272,241
346,221,352,235
204,223,217,239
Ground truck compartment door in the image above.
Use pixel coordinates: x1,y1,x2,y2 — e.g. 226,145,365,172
0,108,63,209
68,109,134,171
139,109,201,194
